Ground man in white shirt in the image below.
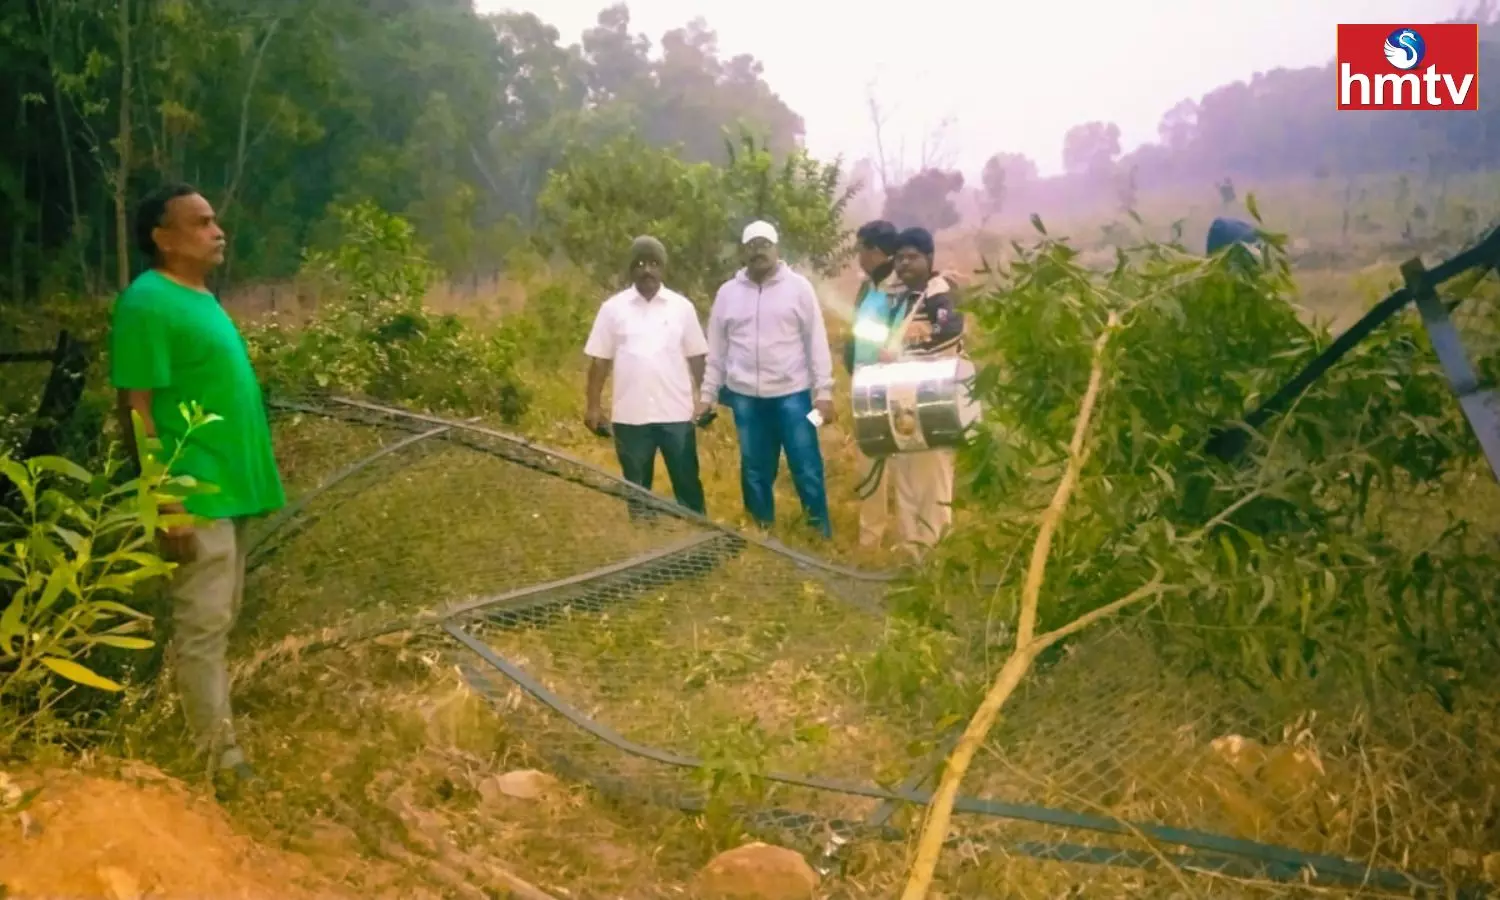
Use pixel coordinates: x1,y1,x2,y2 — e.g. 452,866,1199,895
584,236,710,517
694,221,836,537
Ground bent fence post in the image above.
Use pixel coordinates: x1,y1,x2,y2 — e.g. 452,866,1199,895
1402,257,1500,483
1207,224,1500,462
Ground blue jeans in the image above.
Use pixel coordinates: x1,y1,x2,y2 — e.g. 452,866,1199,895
721,388,831,537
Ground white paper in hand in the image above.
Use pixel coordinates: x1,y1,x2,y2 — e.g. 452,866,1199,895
806,408,824,428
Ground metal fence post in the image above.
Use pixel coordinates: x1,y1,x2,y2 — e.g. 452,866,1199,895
1400,258,1500,483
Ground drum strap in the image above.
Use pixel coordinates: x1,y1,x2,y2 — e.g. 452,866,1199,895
854,455,887,500
884,292,927,354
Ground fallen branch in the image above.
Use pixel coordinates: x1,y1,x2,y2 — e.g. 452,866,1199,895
900,577,1165,899
899,297,1284,895
901,311,1154,900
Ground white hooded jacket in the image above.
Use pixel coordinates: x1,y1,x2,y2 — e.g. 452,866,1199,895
700,262,835,403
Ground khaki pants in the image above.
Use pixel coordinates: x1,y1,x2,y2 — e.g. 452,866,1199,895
169,517,248,770
888,448,955,558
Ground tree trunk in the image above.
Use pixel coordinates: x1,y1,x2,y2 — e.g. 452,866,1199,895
12,102,28,300
35,0,87,287
114,0,134,291
52,78,86,286
220,18,280,221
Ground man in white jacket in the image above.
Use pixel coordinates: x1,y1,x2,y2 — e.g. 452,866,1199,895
695,221,836,537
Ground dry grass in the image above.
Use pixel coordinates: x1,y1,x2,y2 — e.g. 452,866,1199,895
221,271,528,325
206,204,1498,894
956,628,1500,892
120,632,716,898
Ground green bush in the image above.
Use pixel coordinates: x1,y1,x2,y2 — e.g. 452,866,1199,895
499,279,601,365
913,207,1498,713
1,406,216,744
535,130,855,305
248,202,530,422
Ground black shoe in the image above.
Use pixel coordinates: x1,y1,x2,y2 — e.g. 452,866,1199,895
213,761,264,802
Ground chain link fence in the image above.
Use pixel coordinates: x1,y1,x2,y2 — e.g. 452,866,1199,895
243,394,1499,898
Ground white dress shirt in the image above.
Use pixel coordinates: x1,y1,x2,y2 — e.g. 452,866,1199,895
584,286,708,425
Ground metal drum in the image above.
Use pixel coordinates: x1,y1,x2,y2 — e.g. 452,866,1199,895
851,356,982,457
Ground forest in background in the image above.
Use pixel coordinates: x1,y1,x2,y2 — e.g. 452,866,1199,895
3,0,1500,301
1,0,804,297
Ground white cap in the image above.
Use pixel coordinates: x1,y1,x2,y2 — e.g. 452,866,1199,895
741,220,779,245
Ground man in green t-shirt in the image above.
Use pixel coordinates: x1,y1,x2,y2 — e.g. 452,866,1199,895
110,182,286,798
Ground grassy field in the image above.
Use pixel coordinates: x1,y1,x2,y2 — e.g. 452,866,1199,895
6,171,1500,897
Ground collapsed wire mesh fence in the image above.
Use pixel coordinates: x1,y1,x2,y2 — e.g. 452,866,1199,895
241,396,1499,897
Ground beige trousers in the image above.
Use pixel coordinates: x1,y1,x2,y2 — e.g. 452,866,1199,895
888,448,955,558
858,448,956,557
169,517,248,770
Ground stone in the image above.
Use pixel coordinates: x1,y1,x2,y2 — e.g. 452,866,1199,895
480,769,558,802
692,842,818,900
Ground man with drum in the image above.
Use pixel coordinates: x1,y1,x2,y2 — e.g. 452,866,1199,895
878,226,965,557
844,219,902,548
696,220,837,538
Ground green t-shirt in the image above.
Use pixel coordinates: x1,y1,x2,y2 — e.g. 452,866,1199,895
109,269,285,520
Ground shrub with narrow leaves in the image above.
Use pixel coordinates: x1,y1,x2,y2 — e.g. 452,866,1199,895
902,204,1497,714
1,405,217,707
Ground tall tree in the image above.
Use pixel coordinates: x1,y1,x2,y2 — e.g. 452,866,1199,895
883,168,964,231
980,152,1038,217
1061,121,1122,181
0,1,816,297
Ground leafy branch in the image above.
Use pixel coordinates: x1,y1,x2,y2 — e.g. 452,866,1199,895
0,404,217,698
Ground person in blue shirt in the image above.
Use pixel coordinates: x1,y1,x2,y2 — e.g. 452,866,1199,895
844,220,901,546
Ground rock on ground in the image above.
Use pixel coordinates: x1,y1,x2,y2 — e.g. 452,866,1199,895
692,841,818,900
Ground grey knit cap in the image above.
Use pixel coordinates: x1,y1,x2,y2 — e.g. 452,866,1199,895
629,235,667,266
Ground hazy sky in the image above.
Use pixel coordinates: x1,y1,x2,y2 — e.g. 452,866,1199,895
477,0,1469,177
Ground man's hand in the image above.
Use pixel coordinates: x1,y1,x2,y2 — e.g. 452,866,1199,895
814,398,836,425
693,399,714,422
158,503,196,563
584,406,607,434
878,348,898,363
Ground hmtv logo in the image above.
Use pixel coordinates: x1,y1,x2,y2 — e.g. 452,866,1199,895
1337,24,1479,110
